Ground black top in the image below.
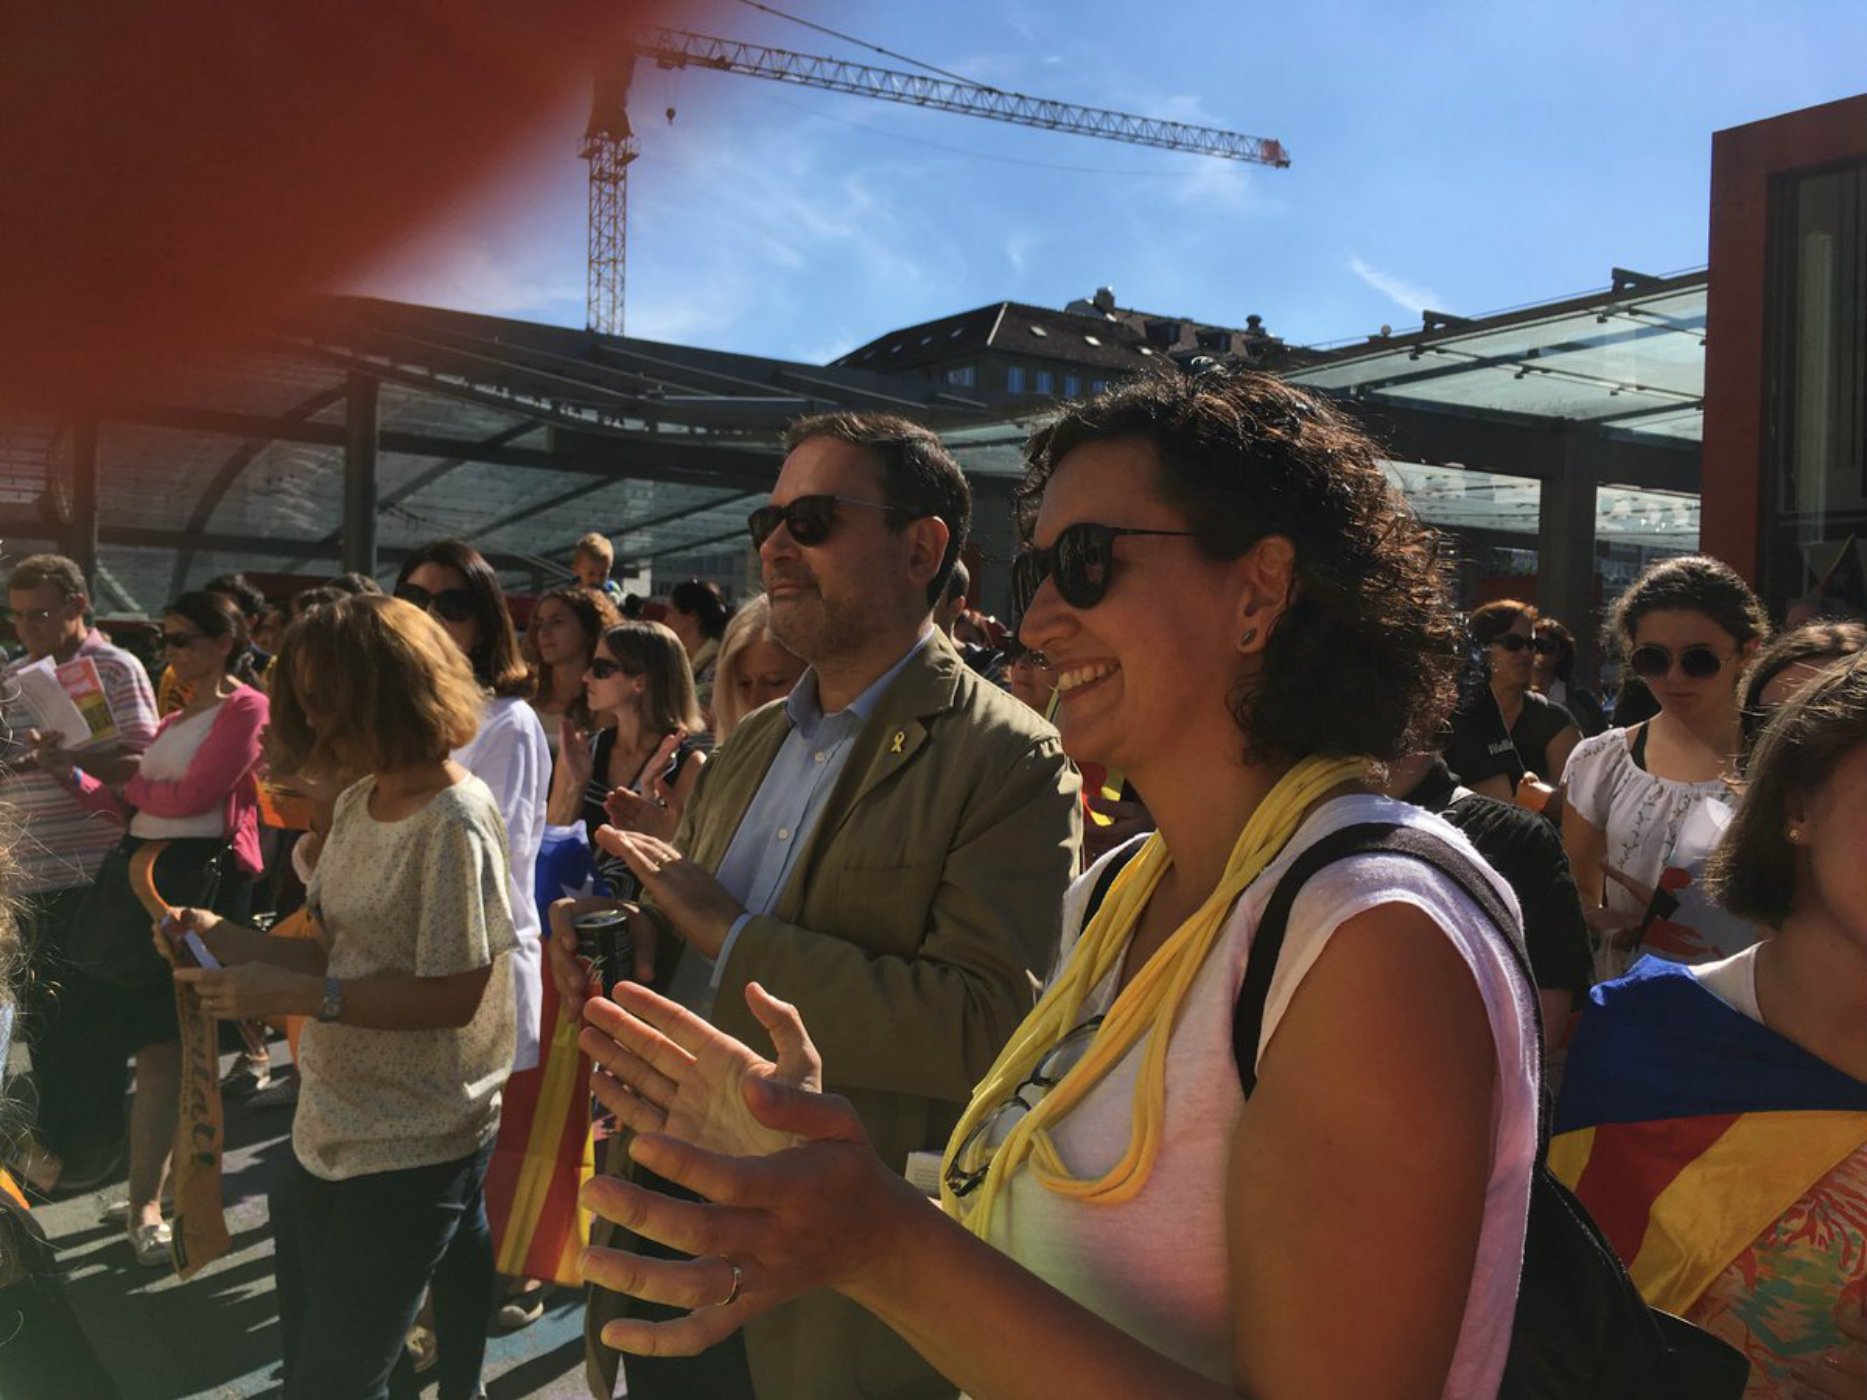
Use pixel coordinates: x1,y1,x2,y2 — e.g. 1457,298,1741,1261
1444,688,1577,787
1405,758,1593,998
581,730,701,896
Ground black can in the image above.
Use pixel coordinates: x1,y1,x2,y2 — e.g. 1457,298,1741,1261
573,907,634,989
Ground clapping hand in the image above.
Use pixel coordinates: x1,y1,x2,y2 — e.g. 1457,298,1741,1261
604,774,680,841
578,987,914,1358
594,828,744,958
580,980,821,1158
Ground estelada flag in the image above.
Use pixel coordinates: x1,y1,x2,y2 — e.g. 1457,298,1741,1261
482,826,600,1286
483,970,596,1286
1551,958,1867,1315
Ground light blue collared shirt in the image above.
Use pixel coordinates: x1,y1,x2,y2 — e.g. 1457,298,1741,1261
666,630,934,1012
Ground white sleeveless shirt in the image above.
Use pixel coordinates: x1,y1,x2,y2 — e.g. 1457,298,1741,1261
984,794,1541,1396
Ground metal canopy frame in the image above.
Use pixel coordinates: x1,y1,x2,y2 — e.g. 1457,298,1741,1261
5,297,1014,617
1287,267,1708,674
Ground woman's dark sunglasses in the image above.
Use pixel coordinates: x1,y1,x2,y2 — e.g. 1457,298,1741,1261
1629,643,1725,681
395,583,476,624
587,657,639,681
1490,633,1535,653
1012,523,1198,614
747,494,905,550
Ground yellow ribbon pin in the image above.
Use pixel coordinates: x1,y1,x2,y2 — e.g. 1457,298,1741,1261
890,730,906,754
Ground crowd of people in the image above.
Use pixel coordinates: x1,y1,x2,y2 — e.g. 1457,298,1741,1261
0,369,1863,1399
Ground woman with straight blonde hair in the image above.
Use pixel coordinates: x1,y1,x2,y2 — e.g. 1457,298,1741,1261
167,594,518,1400
549,620,706,889
709,594,806,744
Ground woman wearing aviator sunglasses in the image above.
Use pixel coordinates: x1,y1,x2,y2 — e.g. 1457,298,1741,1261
1560,556,1770,979
574,372,1541,1399
48,590,268,1264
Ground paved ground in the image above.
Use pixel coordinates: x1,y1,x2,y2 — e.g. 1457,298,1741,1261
22,1038,597,1400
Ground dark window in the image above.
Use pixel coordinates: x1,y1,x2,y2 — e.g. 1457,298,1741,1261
1063,375,1082,397
1035,369,1055,395
1007,365,1027,394
944,364,976,388
1763,157,1867,613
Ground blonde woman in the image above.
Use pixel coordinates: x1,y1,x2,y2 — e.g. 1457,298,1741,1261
709,595,806,744
168,596,516,1400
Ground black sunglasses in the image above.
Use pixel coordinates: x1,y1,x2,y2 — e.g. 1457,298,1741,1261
587,657,639,681
395,583,477,624
1532,635,1565,656
1629,643,1726,681
1012,523,1199,614
747,494,906,550
1490,633,1534,653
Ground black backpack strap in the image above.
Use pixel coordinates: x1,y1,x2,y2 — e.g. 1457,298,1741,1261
1234,821,1549,1146
1079,839,1143,932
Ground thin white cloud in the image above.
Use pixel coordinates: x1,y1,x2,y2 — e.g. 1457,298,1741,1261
1348,255,1442,317
1003,230,1041,275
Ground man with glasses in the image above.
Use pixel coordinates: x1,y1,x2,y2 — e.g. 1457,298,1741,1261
2,554,158,1192
570,413,1081,1400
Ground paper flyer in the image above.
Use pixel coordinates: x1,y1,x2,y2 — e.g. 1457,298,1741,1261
12,654,120,748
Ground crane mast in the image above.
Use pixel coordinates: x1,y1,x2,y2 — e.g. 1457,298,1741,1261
582,27,1290,334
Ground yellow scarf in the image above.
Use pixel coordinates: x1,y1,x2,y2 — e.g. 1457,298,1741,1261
940,754,1371,1235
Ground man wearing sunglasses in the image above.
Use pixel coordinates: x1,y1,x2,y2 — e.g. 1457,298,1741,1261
571,413,1081,1400
2,554,159,1193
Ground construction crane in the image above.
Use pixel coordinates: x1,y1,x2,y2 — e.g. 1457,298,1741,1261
582,27,1290,335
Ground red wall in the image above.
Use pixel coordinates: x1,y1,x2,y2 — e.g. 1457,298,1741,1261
1702,93,1867,583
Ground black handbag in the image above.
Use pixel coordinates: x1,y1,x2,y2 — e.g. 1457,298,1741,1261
66,836,229,988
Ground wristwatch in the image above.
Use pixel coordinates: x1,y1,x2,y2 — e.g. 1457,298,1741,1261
315,975,344,1023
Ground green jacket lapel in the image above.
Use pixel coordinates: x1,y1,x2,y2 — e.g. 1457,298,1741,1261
774,633,965,919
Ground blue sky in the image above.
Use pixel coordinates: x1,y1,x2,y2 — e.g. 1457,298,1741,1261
352,0,1867,363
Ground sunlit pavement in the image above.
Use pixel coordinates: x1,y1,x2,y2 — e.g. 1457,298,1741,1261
28,1040,594,1400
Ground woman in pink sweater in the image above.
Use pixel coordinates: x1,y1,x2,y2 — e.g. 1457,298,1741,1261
56,590,269,1265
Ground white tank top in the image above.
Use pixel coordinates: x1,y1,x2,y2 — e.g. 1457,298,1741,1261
985,794,1541,1396
130,703,226,840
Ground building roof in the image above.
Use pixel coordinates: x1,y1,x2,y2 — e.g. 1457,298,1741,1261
834,300,1168,374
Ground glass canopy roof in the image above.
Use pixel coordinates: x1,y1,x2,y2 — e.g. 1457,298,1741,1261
1288,272,1707,444
5,282,1704,620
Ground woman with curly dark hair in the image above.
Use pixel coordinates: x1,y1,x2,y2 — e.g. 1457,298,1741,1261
570,371,1541,1398
1560,555,1770,979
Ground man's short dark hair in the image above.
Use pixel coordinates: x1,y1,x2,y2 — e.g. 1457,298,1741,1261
944,559,971,605
204,572,267,620
7,553,87,599
783,412,972,608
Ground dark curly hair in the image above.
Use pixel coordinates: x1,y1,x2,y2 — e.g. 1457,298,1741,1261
1016,369,1462,766
1606,555,1770,658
